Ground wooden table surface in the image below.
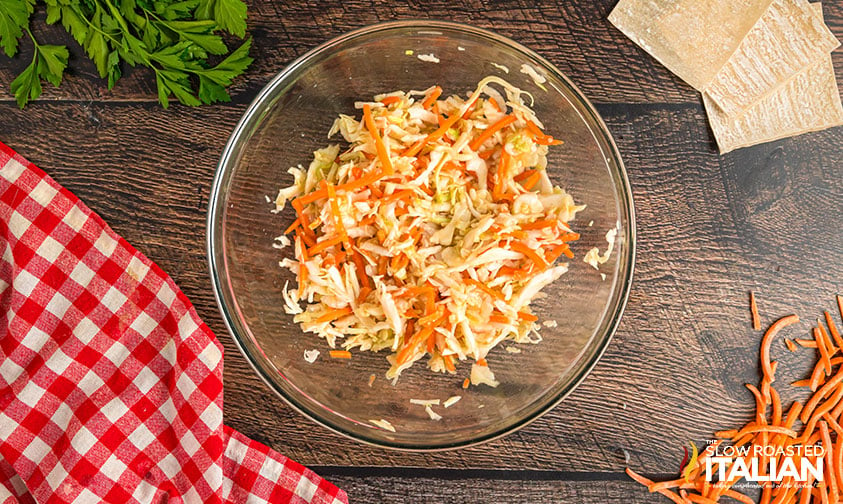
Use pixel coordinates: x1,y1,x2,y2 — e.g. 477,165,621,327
2,1,842,502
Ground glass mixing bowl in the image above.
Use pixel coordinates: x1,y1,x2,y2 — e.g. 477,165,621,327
207,20,635,450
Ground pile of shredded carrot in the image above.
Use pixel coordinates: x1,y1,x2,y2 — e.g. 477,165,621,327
628,295,843,503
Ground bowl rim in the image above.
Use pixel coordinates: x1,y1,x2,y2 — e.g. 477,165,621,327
207,19,637,451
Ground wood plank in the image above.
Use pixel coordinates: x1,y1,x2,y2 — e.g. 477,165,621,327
321,471,667,504
0,100,840,473
0,0,745,105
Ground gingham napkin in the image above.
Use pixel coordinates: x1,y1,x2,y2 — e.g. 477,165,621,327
0,141,348,504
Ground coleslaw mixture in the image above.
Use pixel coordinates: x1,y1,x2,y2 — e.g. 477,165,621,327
274,77,585,382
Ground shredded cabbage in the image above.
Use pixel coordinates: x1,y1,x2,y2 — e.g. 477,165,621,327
274,78,585,383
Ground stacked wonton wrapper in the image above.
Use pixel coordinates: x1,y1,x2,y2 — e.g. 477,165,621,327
609,0,843,154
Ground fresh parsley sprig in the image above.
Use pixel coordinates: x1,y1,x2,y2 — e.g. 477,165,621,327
0,0,253,108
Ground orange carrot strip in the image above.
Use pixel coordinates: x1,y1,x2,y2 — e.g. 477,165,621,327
284,217,301,235
488,313,509,324
476,358,488,367
294,188,329,208
351,249,370,289
802,368,843,423
827,311,843,350
380,95,401,106
422,86,442,109
382,189,415,203
770,386,782,426
363,104,394,175
443,354,456,373
466,278,505,300
517,311,538,322
819,322,837,356
510,241,549,270
513,169,536,182
812,360,829,391
759,314,800,400
462,378,470,389
326,182,349,247
336,168,383,193
546,243,574,262
521,219,557,230
750,291,761,330
329,350,352,359
488,97,501,112
793,379,813,387
520,170,542,191
796,338,819,348
785,339,797,352
403,114,462,158
735,424,797,438
308,236,344,256
723,489,755,504
821,421,839,502
462,97,479,119
493,148,510,199
685,493,719,504
837,434,843,499
817,326,833,375
317,307,352,323
469,114,517,151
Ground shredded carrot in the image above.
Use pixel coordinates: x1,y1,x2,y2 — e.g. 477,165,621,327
284,217,301,235
403,113,462,158
476,358,487,367
796,338,819,348
421,86,442,109
488,97,501,112
785,338,797,352
317,307,352,323
488,313,509,324
308,235,344,256
750,291,761,330
819,322,836,355
443,354,456,373
546,243,574,262
520,170,542,191
517,311,538,322
469,114,517,151
362,104,394,175
759,314,800,399
628,299,843,504
521,219,557,230
792,379,813,387
329,350,352,359
510,241,549,270
462,378,470,389
466,278,505,300
380,95,401,106
513,169,536,182
826,311,843,350
817,326,833,375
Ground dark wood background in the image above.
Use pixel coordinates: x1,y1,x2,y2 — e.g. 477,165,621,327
2,1,842,502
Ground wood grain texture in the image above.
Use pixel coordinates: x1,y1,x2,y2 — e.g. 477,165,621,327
1,101,840,475
0,0,774,105
323,472,664,503
1,0,842,500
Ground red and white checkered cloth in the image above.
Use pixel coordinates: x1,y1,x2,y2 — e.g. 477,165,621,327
0,141,349,504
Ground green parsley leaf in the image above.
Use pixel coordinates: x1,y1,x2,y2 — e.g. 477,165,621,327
0,0,34,57
214,0,247,38
10,58,40,108
4,0,253,108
